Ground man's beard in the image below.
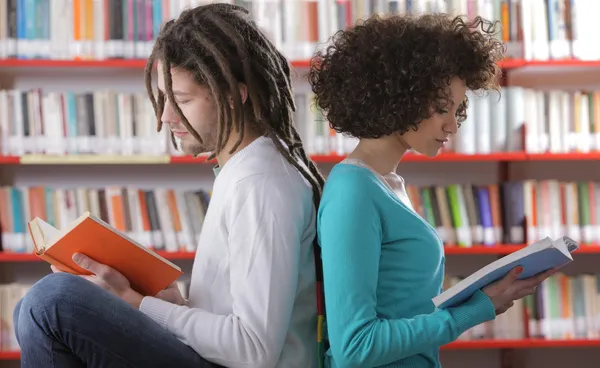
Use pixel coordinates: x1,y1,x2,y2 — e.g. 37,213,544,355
183,141,209,157
177,135,215,157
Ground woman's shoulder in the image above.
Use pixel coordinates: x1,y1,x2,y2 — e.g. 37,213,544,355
321,163,390,203
326,163,383,188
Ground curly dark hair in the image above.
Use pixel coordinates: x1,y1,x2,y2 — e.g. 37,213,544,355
308,13,505,138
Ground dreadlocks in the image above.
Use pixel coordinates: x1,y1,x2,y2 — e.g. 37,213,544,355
144,3,328,365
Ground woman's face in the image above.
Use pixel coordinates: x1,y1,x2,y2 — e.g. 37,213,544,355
400,77,466,157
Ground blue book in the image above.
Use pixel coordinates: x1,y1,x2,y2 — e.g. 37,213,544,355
433,236,580,309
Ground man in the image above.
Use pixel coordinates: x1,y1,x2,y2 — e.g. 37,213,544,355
13,4,325,367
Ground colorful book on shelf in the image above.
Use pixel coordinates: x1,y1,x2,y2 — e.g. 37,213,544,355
433,236,580,309
27,211,183,296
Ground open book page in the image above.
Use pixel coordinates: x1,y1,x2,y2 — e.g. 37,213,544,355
37,219,62,247
433,236,579,309
29,218,63,252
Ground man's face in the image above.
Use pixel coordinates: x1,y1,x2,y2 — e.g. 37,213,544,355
156,61,218,156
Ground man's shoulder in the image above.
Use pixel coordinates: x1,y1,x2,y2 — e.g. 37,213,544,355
229,151,314,193
234,167,313,200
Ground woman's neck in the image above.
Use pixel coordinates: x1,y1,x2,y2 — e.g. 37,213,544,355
347,134,409,175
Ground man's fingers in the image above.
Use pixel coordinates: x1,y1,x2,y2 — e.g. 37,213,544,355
72,253,96,271
50,265,62,273
80,275,110,291
72,253,114,280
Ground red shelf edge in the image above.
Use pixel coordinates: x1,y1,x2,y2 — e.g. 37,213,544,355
169,154,215,164
0,58,149,68
526,152,600,160
0,156,19,164
443,244,600,255
443,245,526,254
442,339,600,349
1,245,599,262
1,339,599,359
6,152,600,165
171,152,529,164
147,152,600,163
0,351,20,360
0,251,196,262
5,58,600,70
0,58,311,69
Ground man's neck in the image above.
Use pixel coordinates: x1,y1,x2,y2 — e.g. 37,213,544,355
215,128,262,167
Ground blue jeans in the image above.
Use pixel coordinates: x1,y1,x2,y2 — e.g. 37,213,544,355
13,272,224,368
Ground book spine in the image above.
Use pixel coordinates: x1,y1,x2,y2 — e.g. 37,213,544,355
27,221,86,275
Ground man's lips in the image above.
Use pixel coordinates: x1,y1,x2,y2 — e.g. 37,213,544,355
172,131,189,138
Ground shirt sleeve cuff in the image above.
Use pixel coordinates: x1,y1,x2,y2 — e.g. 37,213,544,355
139,296,177,329
447,289,496,336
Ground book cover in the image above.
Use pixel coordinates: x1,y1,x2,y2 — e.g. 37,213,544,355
433,236,580,309
28,211,183,296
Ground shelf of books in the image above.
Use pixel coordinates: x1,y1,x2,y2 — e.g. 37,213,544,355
2,1,600,367
3,83,600,161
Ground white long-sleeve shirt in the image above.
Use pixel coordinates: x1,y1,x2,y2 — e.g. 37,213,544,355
139,136,318,368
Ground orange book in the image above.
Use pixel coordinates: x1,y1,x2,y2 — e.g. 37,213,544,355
27,212,183,296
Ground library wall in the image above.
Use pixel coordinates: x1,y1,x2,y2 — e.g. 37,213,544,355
3,1,600,368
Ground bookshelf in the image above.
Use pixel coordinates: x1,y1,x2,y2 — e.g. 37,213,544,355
5,58,600,71
2,1,600,368
445,339,600,350
0,58,315,69
0,152,529,164
2,245,600,261
0,338,598,362
9,152,600,165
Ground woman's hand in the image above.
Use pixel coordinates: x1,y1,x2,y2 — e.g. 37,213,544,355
482,266,557,315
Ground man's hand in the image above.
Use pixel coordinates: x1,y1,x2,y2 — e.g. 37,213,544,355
52,253,144,309
156,282,187,306
482,266,557,315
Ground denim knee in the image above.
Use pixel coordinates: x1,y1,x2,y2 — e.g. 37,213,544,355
16,273,88,330
13,298,23,344
24,272,84,304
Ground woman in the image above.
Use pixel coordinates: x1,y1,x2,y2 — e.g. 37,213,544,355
309,13,555,368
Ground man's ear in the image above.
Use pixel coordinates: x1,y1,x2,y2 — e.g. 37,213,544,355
238,83,248,104
228,83,248,108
